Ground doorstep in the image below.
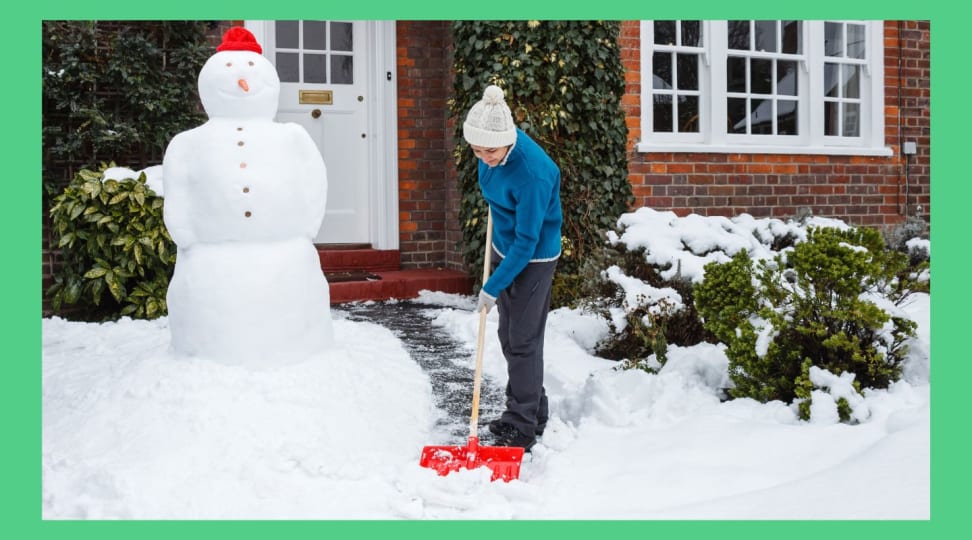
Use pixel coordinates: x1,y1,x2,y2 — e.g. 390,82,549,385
328,268,473,304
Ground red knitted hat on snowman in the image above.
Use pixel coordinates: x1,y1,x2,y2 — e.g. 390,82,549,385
216,27,263,54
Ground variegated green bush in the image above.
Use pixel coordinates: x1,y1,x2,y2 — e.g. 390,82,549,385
48,164,174,320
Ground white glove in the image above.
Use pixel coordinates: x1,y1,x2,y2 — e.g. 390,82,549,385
476,290,496,314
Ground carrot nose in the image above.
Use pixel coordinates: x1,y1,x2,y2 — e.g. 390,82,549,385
238,79,249,92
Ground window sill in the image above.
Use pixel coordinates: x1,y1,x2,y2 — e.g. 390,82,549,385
635,142,895,157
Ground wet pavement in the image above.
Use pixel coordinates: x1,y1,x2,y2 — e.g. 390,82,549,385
335,300,506,443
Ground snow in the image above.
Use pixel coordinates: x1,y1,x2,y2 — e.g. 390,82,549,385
42,260,930,520
161,37,334,365
102,165,165,196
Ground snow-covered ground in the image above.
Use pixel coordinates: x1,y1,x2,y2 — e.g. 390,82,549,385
42,288,929,519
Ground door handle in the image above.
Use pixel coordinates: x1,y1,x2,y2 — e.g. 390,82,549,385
311,109,322,119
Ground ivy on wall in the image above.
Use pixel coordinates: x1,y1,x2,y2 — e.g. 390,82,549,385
450,21,633,306
42,21,212,204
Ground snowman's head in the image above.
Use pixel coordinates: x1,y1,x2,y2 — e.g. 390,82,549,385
198,27,280,120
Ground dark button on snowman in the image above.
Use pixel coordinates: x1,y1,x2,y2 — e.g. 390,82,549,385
163,27,334,366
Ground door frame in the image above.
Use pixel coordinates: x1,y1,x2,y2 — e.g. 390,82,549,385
245,20,399,250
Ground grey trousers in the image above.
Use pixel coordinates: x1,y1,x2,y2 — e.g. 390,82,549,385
492,255,558,436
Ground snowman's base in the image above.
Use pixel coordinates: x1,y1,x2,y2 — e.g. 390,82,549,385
167,238,334,365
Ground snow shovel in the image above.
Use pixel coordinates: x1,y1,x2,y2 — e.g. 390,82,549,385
419,209,525,482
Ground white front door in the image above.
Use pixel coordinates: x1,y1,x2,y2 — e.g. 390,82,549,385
264,20,371,244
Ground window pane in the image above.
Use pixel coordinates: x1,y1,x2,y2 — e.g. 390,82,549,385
825,22,843,57
276,21,299,49
653,52,672,89
644,20,875,143
755,20,777,52
331,54,354,84
847,24,866,59
331,22,353,51
303,20,326,50
676,53,699,90
728,20,750,50
304,53,327,83
843,102,860,136
678,96,700,133
778,100,798,135
824,63,840,97
824,101,839,135
751,58,773,94
727,56,747,93
781,20,801,54
750,99,773,134
655,20,676,45
778,60,798,95
681,20,701,47
653,95,673,132
728,97,748,133
843,64,860,98
275,52,299,82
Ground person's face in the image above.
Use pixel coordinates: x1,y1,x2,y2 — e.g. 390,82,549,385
470,144,510,168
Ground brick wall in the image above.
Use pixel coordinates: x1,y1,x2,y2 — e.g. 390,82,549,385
41,216,59,316
43,20,930,316
618,20,931,227
886,20,931,220
395,21,463,270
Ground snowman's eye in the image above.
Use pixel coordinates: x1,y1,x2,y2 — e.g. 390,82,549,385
248,61,255,66
226,62,233,67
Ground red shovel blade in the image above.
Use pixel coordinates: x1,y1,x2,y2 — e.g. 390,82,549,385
419,436,524,482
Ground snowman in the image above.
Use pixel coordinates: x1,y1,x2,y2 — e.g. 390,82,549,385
163,27,334,366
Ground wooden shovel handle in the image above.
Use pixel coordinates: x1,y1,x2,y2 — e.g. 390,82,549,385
469,208,493,438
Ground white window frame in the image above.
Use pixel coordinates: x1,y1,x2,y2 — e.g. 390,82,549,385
637,20,892,156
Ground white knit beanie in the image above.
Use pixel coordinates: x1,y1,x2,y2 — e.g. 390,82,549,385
463,85,517,148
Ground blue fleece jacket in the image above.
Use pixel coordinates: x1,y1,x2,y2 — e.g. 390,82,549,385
479,128,562,298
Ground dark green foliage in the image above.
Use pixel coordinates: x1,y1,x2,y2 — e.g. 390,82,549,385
883,216,931,295
583,243,715,369
48,164,175,321
578,209,807,369
694,226,919,419
450,21,633,307
577,209,807,370
793,358,815,420
42,21,212,204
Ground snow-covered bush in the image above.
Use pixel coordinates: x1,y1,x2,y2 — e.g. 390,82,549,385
880,216,931,295
694,226,919,421
580,242,712,370
48,164,174,321
581,208,807,370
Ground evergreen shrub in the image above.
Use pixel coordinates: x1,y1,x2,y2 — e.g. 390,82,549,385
693,226,919,421
48,164,175,321
581,243,714,371
43,21,210,317
580,209,803,372
884,217,931,294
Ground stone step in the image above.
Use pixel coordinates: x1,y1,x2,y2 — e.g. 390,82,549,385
328,268,473,304
316,245,472,303
316,245,400,273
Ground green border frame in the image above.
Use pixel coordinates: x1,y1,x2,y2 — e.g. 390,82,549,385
12,1,957,538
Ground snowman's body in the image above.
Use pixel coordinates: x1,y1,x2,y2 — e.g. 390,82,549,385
163,32,334,365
